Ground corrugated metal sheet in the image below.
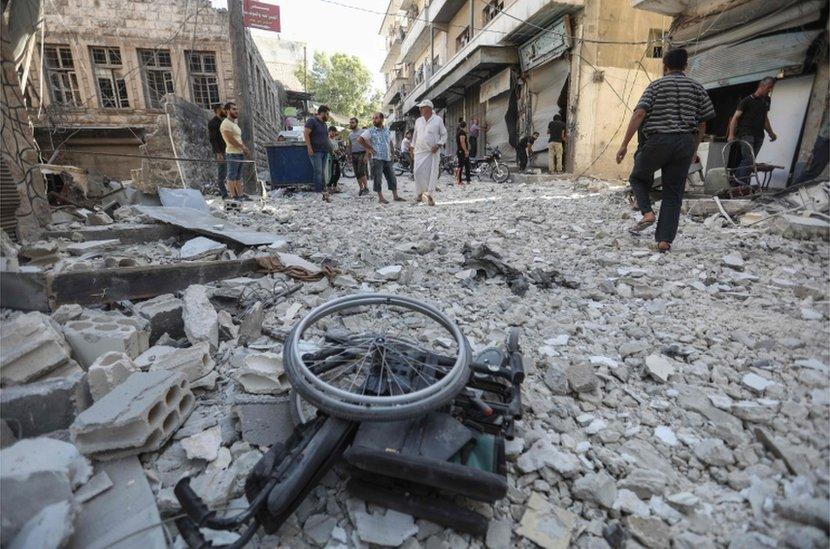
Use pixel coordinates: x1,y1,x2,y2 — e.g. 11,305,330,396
0,158,20,240
688,30,821,89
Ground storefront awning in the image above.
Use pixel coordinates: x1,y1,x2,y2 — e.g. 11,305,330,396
428,46,518,108
688,30,822,89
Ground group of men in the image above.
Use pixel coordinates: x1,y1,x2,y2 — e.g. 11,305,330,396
303,100,448,206
208,101,251,202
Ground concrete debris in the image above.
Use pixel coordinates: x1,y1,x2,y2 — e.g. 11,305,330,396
233,352,287,394
238,301,264,344
74,471,113,504
0,312,74,385
180,236,227,260
136,342,216,389
70,371,194,459
63,316,149,368
87,352,139,401
516,493,575,549
233,401,293,447
180,425,222,462
182,284,219,350
8,500,75,549
644,354,675,383
134,294,184,342
354,509,417,546
0,437,91,543
0,370,90,437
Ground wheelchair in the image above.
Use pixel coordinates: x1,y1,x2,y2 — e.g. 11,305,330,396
174,294,524,547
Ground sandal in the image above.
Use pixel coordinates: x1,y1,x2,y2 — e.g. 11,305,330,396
426,194,436,206
656,242,671,253
394,197,406,202
628,217,655,235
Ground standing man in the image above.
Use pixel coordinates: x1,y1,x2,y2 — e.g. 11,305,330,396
516,132,539,172
348,117,369,196
327,125,342,193
304,105,332,203
400,130,413,170
412,99,447,206
615,48,715,253
220,102,250,201
727,77,777,186
359,112,404,204
455,120,471,185
468,118,480,158
208,103,228,198
547,114,567,173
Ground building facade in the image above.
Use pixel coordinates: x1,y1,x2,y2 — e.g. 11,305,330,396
633,0,828,187
379,0,671,179
26,0,283,182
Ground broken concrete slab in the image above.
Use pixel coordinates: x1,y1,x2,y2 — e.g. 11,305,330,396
354,509,418,546
181,425,222,462
233,400,293,447
87,352,139,401
135,342,215,389
70,371,194,459
238,301,264,345
134,294,184,342
135,205,285,246
158,187,209,211
233,352,288,395
74,471,113,504
63,316,149,368
65,239,121,256
67,457,167,549
8,500,75,549
516,492,575,549
0,437,91,544
644,354,675,384
0,312,74,385
180,236,227,260
773,214,830,241
182,285,219,350
0,370,90,437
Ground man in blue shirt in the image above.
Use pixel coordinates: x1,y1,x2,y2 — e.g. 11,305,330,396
359,112,404,204
304,105,332,202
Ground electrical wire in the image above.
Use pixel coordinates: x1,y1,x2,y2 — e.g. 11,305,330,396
44,150,256,164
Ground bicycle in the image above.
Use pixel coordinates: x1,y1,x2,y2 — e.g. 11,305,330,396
174,293,524,547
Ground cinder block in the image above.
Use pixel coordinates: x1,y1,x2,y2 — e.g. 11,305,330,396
134,294,184,343
135,342,216,389
0,370,90,437
0,313,73,385
87,352,139,401
70,371,195,460
64,316,149,368
0,437,91,544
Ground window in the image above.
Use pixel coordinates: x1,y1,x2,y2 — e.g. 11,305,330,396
139,49,174,109
456,26,471,51
43,45,81,106
483,0,504,26
90,46,130,108
648,29,666,59
186,51,220,109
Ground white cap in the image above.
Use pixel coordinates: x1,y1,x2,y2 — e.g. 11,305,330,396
417,99,434,108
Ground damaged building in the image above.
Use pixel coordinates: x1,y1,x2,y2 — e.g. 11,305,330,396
632,0,829,188
25,0,284,190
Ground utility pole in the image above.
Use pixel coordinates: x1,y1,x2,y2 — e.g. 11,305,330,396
228,0,257,190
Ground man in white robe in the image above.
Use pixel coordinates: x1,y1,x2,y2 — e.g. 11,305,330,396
411,99,447,206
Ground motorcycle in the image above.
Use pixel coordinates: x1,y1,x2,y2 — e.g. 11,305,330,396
471,146,510,183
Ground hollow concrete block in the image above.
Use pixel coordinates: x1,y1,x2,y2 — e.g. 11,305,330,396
134,294,184,343
87,352,139,401
63,317,149,368
0,312,73,385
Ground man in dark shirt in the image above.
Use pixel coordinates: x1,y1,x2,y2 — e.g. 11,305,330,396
517,132,539,171
728,77,777,186
208,103,228,198
455,120,471,185
616,48,715,252
547,114,567,173
304,105,332,202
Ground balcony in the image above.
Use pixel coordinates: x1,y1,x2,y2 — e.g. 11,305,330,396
382,73,411,108
429,0,468,25
398,12,431,65
381,26,406,73
630,0,693,15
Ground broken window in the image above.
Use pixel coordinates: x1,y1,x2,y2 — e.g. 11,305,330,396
483,0,504,26
456,26,471,52
139,49,175,109
43,45,81,107
90,46,130,109
648,29,666,59
186,51,220,109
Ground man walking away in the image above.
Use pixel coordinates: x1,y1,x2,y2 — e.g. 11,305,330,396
455,120,471,185
615,48,715,253
469,118,480,158
728,77,777,186
348,117,369,195
412,99,447,206
220,102,250,201
548,114,567,173
208,103,228,198
517,132,538,172
304,105,332,202
359,112,404,204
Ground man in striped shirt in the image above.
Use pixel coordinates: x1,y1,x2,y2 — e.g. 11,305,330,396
616,48,715,252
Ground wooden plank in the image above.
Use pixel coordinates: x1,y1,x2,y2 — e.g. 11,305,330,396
42,223,183,244
47,258,263,308
0,271,49,311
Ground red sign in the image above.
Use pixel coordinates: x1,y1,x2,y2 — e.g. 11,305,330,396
243,0,281,33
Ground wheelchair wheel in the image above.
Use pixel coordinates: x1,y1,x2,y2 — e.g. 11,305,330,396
283,294,472,422
288,387,318,426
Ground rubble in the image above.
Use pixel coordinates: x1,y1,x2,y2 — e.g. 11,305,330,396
134,293,184,342
0,370,90,436
87,352,139,401
233,352,287,394
182,284,219,350
0,312,75,385
63,316,149,368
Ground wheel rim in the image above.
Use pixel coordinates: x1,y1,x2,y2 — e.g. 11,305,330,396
285,294,469,410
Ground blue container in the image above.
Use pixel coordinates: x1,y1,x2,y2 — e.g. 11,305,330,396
266,143,314,187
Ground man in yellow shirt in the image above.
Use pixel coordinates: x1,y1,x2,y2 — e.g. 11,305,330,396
220,102,250,200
